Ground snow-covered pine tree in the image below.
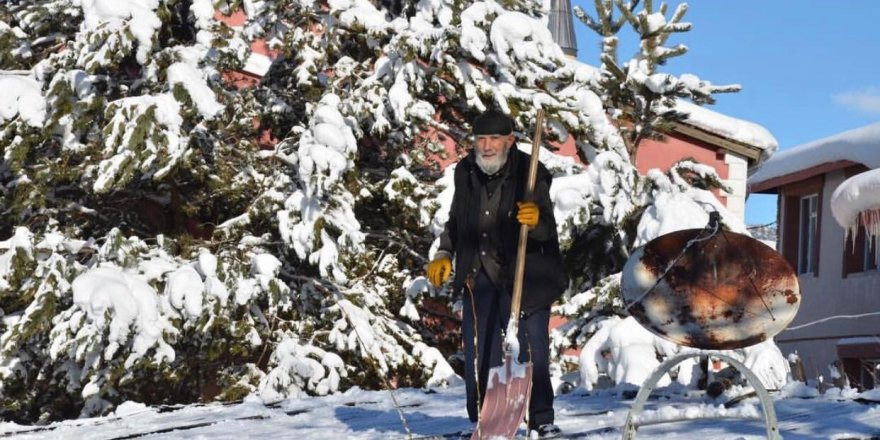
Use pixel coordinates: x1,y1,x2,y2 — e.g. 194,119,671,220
1,0,464,422
552,0,748,364
239,0,747,384
0,1,302,421
0,0,347,422
1,0,750,423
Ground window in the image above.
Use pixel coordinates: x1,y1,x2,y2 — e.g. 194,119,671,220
780,176,823,275
798,194,819,274
861,359,880,390
864,235,879,271
843,221,880,275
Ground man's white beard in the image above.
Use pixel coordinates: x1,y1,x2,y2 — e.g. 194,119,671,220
476,148,509,175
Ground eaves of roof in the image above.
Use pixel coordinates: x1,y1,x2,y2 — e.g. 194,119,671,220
668,119,766,163
749,160,860,194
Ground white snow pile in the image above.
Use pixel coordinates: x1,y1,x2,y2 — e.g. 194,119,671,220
3,381,880,439
578,316,677,391
831,168,880,242
459,1,504,62
275,94,364,283
297,94,358,191
739,340,790,390
780,380,821,399
549,172,593,235
384,166,434,227
578,317,790,392
859,388,880,402
68,267,177,368
630,401,761,425
635,163,747,247
587,151,640,226
490,11,565,68
329,0,391,35
96,93,186,191
80,0,163,65
0,74,46,127
259,337,347,402
166,62,224,119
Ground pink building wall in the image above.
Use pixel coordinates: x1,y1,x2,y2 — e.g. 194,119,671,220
636,134,729,179
636,133,730,205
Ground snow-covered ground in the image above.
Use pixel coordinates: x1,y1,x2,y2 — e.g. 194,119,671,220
2,384,879,439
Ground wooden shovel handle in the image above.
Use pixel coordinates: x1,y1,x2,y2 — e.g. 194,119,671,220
509,109,544,335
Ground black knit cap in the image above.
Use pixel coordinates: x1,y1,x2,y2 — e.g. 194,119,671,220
472,109,514,136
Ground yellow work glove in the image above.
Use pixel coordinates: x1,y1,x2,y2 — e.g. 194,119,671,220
516,201,539,228
427,257,452,287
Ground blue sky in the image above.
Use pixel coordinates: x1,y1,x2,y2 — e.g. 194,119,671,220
570,0,880,225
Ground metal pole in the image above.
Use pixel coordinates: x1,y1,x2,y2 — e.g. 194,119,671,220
622,352,781,440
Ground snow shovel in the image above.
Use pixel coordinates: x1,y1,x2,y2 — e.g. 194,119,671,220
471,109,544,440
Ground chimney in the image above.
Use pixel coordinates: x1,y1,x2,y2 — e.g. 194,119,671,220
548,0,577,57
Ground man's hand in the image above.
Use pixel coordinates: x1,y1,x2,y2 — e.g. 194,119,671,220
427,257,452,287
516,201,539,228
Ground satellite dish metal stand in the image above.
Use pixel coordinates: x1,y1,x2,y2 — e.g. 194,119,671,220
622,352,781,440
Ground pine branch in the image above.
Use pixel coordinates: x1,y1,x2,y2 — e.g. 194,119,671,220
573,6,602,34
365,231,428,264
595,0,612,34
670,3,689,25
614,0,641,30
666,22,693,32
600,53,626,80
709,84,742,94
655,44,687,63
614,0,639,32
658,4,690,47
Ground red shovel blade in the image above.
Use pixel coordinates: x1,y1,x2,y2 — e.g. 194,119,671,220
471,354,533,440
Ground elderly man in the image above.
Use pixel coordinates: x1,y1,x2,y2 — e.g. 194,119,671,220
427,109,567,438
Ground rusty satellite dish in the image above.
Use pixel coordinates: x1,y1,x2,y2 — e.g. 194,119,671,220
621,214,800,350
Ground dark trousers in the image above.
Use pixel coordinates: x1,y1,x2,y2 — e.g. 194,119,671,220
462,270,554,429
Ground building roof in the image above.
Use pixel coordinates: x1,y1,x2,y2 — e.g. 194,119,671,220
564,60,776,164
673,101,778,153
749,121,880,194
671,101,778,163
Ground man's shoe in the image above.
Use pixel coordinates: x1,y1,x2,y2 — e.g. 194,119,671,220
532,424,561,438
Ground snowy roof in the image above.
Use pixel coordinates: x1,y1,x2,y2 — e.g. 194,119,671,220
749,121,880,193
831,168,880,240
562,59,777,161
672,100,778,156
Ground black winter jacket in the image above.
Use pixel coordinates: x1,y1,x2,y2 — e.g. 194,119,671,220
437,148,568,314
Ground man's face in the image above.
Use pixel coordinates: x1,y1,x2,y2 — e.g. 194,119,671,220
474,134,514,175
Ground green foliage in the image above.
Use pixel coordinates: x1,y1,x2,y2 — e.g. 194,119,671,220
0,248,36,311
215,364,263,402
